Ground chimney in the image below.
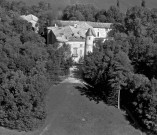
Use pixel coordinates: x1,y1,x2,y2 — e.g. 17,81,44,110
74,24,77,28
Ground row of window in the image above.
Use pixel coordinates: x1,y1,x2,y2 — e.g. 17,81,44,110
73,48,83,57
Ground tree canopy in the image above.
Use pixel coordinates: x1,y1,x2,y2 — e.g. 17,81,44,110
0,1,72,131
78,5,157,134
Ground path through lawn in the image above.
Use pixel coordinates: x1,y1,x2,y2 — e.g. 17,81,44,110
34,67,142,135
0,67,143,135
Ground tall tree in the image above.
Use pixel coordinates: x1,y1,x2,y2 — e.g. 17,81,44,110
0,4,72,132
62,4,97,21
117,0,120,8
141,0,146,8
106,6,124,23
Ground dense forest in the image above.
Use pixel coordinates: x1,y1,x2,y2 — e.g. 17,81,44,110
78,1,157,134
0,0,72,132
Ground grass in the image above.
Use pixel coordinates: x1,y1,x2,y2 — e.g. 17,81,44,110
9,0,157,12
0,81,145,135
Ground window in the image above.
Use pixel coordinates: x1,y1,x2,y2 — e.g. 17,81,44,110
80,44,83,47
73,48,78,57
97,32,99,37
89,37,91,40
80,50,83,56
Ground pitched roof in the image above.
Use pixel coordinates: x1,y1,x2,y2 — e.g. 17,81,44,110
86,28,96,37
57,20,112,29
20,14,38,22
56,36,68,42
26,14,38,22
68,36,85,42
86,22,112,28
57,20,92,29
47,25,86,41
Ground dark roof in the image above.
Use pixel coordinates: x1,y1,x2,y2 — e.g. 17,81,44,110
68,36,85,42
86,28,96,37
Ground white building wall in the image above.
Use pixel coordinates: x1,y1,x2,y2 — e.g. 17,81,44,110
85,36,94,55
93,28,110,38
67,41,85,63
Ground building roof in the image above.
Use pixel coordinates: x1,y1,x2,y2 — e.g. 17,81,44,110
27,14,38,22
56,36,68,42
68,36,85,42
57,20,112,29
86,28,96,37
47,20,111,43
87,22,112,28
47,25,87,41
20,14,38,22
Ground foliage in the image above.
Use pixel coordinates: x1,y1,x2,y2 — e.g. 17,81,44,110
62,4,98,22
78,5,157,134
46,43,72,83
62,4,124,23
0,71,48,131
122,74,157,133
0,2,72,132
79,40,132,106
3,0,157,134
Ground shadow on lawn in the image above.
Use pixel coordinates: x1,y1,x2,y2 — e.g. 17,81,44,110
74,84,107,104
75,84,149,134
73,66,151,134
73,65,108,104
75,83,150,135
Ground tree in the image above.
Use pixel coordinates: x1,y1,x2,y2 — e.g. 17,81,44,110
106,6,124,23
46,43,72,82
78,40,132,107
62,4,97,21
0,5,72,131
125,6,152,36
122,74,157,132
74,10,85,21
151,8,157,24
117,0,120,8
141,0,146,8
0,0,9,9
76,3,157,134
95,10,107,22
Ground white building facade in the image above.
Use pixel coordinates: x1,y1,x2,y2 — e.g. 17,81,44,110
67,40,85,62
47,21,112,63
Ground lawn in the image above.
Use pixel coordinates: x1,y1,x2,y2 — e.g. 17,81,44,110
0,80,144,135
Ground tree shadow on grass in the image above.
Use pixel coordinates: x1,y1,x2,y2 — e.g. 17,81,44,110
72,66,153,134
75,82,151,135
75,84,107,104
122,107,153,135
